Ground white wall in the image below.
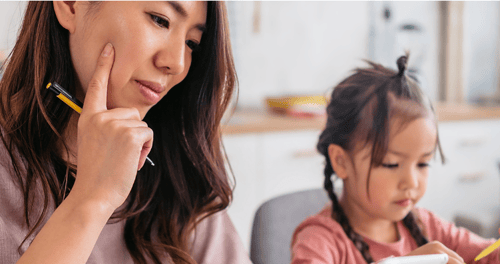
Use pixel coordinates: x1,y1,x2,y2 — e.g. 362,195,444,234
227,1,370,108
369,1,440,102
463,1,500,102
0,1,27,58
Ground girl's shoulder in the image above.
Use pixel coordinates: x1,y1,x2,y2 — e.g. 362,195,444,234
292,203,351,247
291,203,368,263
412,207,448,229
411,206,460,241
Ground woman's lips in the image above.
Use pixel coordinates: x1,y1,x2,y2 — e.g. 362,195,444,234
395,199,411,207
136,80,165,105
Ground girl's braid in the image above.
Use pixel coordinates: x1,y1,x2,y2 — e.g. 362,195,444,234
402,211,429,246
324,160,374,263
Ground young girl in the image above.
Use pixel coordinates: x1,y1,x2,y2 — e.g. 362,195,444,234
291,55,500,264
0,2,250,264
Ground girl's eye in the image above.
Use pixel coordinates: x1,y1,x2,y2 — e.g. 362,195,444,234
382,163,399,169
186,40,200,52
418,163,430,168
150,14,169,28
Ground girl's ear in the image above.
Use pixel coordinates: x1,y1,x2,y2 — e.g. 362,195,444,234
328,144,351,180
53,1,78,33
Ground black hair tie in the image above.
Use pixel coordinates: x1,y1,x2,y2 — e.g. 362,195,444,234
397,56,407,77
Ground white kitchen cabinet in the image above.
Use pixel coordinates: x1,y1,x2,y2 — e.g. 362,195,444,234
223,130,324,251
222,134,261,252
418,119,500,237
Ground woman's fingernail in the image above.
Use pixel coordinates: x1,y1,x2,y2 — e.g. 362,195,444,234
102,43,113,57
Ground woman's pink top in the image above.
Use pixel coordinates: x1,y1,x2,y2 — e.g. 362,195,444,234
291,204,500,264
0,142,252,264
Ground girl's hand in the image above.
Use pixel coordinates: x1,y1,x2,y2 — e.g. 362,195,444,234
405,241,464,264
70,43,153,211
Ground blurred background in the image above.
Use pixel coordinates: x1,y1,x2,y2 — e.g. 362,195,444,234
223,1,500,255
2,1,500,259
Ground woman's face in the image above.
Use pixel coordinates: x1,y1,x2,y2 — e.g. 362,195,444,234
69,1,207,118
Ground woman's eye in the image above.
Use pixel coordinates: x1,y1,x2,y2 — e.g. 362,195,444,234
382,163,399,169
186,40,200,52
150,14,169,28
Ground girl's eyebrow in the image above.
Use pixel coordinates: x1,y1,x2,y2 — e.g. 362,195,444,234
421,151,435,157
387,150,434,158
166,1,207,32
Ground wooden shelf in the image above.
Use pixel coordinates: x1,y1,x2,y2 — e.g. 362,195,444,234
222,103,500,134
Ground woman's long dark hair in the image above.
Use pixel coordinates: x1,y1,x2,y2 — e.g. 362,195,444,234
0,2,236,264
316,55,444,263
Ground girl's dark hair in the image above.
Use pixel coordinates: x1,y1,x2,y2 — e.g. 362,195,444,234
0,2,236,264
317,55,443,263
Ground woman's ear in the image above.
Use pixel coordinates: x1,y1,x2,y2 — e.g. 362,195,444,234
328,144,351,180
53,1,78,33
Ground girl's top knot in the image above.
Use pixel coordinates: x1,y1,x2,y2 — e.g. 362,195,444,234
397,55,408,77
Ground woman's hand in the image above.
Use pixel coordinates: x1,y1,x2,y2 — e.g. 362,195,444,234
17,43,153,264
405,241,464,264
70,43,153,211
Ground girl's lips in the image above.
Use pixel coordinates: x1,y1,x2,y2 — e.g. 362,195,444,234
395,199,411,207
136,80,164,105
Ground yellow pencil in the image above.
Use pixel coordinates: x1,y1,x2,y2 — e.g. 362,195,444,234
475,237,500,261
46,82,83,113
46,82,155,166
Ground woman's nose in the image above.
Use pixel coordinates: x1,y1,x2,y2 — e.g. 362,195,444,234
154,39,186,75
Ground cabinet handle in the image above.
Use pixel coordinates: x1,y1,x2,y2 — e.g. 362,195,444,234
459,138,486,147
457,172,486,183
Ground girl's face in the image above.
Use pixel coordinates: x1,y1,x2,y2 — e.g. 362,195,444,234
342,117,437,222
68,1,207,118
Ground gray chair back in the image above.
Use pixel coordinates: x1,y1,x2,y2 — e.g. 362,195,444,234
250,188,329,264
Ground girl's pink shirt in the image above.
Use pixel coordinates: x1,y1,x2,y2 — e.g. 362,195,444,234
291,204,500,264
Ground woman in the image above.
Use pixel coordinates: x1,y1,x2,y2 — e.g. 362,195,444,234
0,2,249,264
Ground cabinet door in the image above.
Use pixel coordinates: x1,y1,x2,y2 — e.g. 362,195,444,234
419,120,500,226
223,130,326,250
260,130,325,201
223,133,261,250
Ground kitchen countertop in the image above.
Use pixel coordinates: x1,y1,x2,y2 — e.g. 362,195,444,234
221,103,500,134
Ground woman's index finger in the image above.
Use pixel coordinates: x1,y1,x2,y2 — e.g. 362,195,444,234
82,43,115,113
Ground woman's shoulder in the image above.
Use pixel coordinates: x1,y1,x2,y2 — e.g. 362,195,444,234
0,131,33,261
0,132,25,191
189,210,252,264
0,134,18,183
0,128,20,171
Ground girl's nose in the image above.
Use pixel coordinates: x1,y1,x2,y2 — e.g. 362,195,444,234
154,39,186,75
401,168,419,190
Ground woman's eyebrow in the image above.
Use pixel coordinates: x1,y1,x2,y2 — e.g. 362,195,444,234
166,1,206,32
167,1,187,17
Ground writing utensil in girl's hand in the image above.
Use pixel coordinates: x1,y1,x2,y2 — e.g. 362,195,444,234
46,82,155,166
474,237,500,261
378,254,448,264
